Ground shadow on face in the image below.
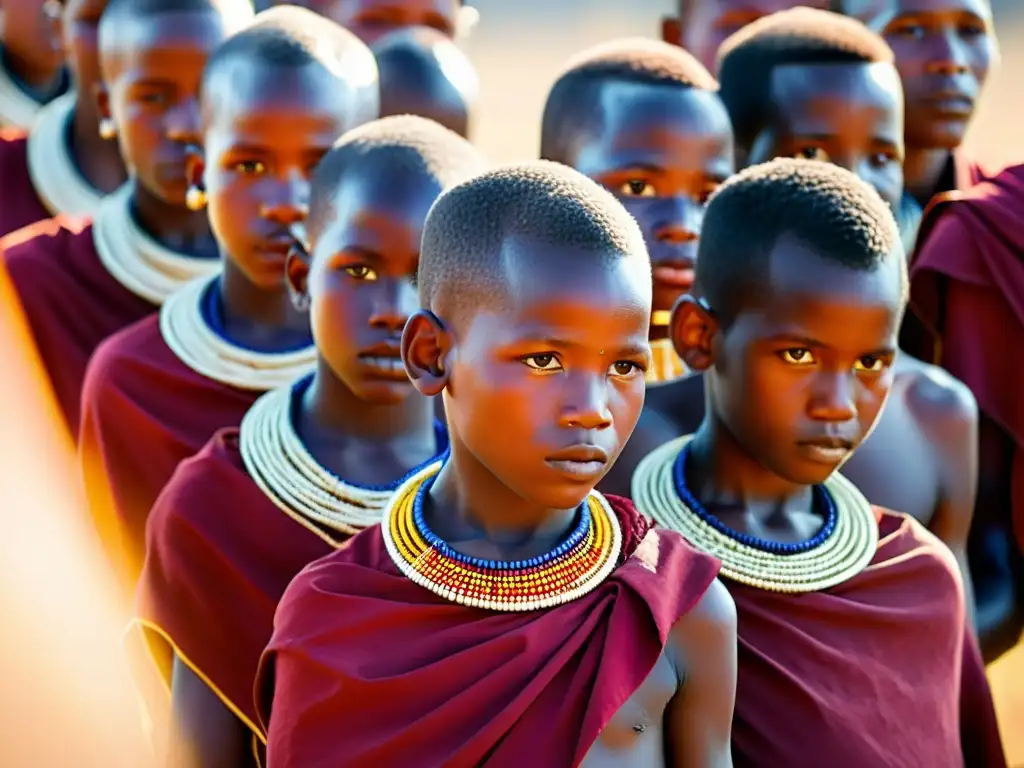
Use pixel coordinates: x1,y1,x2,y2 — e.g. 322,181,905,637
747,61,905,209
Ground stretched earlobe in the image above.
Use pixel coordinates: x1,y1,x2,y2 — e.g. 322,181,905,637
401,309,452,397
285,244,311,312
671,295,719,372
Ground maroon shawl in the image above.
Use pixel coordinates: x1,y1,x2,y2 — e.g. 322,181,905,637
0,131,51,237
133,430,337,738
80,317,261,590
256,496,721,767
2,224,155,438
909,163,1024,550
729,509,1005,767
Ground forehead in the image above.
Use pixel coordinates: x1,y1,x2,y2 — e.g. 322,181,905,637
770,62,903,134
573,82,732,172
101,12,228,61
317,171,441,240
845,0,992,22
689,0,829,20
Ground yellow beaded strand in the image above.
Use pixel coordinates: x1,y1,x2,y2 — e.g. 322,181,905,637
631,435,878,593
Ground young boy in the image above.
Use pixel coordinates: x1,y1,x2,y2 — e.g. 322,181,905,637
256,161,737,767
131,115,483,767
540,38,734,383
0,0,68,129
79,6,379,595
1,0,253,439
0,0,126,236
659,0,829,71
372,25,477,137
631,158,1004,765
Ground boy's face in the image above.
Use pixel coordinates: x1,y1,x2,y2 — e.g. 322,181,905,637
845,0,995,150
665,0,830,71
63,0,106,95
748,62,905,210
102,11,230,205
202,62,359,288
445,242,651,511
319,0,460,44
305,171,436,403
570,82,733,332
696,237,904,486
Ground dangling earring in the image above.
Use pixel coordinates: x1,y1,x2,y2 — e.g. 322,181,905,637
98,118,116,140
185,185,207,211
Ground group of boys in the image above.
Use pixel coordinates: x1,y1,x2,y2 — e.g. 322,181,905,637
0,0,1017,765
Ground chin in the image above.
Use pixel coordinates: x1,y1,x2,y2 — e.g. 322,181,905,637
353,380,415,405
522,481,598,513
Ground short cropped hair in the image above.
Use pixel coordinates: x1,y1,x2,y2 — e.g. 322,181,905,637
540,37,718,164
99,0,255,52
307,115,485,243
418,160,649,323
201,5,378,111
696,158,904,323
717,8,893,151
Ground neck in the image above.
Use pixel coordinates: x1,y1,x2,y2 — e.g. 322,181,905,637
903,146,953,207
130,181,218,258
427,436,579,556
217,261,311,349
687,417,814,523
1,46,63,98
67,93,127,194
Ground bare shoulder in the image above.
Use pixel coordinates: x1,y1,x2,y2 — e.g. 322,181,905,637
900,359,977,435
665,578,737,683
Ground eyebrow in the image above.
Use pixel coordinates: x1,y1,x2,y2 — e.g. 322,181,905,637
527,336,650,358
767,333,897,354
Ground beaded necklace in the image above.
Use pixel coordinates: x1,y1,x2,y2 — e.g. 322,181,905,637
382,463,623,612
240,377,448,545
0,54,47,130
94,184,219,305
631,435,878,593
26,93,105,217
160,275,316,390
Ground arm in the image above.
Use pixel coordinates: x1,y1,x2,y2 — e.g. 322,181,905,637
166,654,250,768
664,578,737,768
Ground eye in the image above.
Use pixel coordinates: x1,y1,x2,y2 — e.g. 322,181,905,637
609,361,642,378
235,160,266,175
959,22,986,37
344,265,377,281
854,355,886,372
794,146,830,162
870,151,897,168
618,179,656,198
891,23,925,39
779,348,816,365
521,354,563,372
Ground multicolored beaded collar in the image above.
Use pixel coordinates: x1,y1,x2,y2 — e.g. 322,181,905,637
631,435,878,593
382,462,623,612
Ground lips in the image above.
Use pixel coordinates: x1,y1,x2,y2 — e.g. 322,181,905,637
259,232,297,255
545,444,610,481
358,343,408,381
652,265,695,289
921,91,975,118
796,436,854,465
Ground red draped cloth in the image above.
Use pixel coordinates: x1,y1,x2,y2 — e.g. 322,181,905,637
0,132,52,237
132,430,337,740
729,510,1005,767
909,164,1024,552
2,224,155,438
256,496,721,767
80,317,261,590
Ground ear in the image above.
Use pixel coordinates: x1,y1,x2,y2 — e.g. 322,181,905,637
285,241,311,312
401,309,453,397
94,83,111,123
661,15,682,45
671,295,719,372
185,144,206,191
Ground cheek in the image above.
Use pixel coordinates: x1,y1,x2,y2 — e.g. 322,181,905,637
310,288,360,354
856,374,893,422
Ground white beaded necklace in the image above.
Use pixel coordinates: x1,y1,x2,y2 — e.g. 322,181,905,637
239,384,445,545
160,275,315,391
93,184,219,305
26,92,105,217
631,435,879,593
0,57,46,130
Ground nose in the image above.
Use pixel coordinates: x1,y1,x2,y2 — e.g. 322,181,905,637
166,98,201,146
259,172,310,226
368,277,417,335
807,371,858,423
653,196,700,251
559,372,613,431
926,29,971,76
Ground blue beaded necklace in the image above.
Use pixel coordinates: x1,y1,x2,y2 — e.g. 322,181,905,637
288,373,449,492
672,442,837,555
201,276,314,353
411,474,591,571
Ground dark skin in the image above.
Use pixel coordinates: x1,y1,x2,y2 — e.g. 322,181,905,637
59,0,125,195
292,0,463,44
661,0,830,72
403,244,736,765
96,9,239,257
187,59,367,351
566,82,734,340
843,0,996,206
0,0,66,99
169,167,444,768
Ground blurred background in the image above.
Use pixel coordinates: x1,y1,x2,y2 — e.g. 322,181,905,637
0,1,1020,765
